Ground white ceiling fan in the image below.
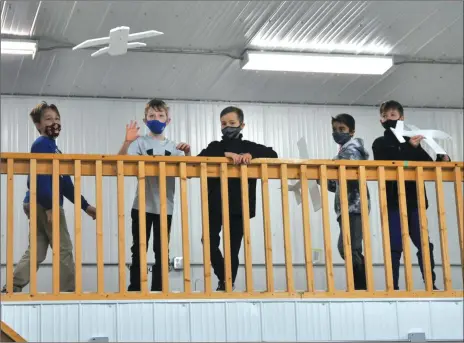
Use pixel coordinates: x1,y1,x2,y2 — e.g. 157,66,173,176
72,26,163,57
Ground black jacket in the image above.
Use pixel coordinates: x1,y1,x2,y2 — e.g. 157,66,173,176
372,129,447,210
198,135,278,218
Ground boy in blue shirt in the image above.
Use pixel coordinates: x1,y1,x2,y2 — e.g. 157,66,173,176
2,102,96,293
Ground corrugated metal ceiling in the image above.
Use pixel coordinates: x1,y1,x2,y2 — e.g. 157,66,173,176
1,1,463,107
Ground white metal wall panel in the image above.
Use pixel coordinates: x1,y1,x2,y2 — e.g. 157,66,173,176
1,96,463,291
1,299,463,342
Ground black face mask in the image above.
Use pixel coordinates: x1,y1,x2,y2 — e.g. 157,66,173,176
44,123,61,138
222,126,242,139
382,119,398,130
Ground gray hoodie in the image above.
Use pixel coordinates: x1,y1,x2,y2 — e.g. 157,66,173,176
328,137,371,218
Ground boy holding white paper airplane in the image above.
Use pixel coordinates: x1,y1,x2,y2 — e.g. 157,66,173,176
118,99,191,292
372,100,450,290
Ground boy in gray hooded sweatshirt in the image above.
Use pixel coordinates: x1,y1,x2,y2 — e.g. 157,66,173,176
329,113,370,290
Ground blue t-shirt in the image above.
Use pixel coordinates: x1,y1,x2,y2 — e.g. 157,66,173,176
23,136,89,211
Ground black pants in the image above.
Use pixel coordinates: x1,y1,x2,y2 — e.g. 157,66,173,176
337,214,367,290
388,208,436,290
209,212,244,284
128,209,172,291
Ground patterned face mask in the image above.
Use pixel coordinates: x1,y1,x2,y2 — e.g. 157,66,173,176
44,123,61,138
332,132,351,145
221,126,242,139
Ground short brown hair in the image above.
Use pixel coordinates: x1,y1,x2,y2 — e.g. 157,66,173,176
144,99,169,118
30,101,60,123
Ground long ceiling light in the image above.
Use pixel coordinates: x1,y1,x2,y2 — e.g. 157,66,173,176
1,39,37,59
240,51,393,75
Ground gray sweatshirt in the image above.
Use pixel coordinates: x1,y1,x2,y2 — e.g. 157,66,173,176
328,137,371,218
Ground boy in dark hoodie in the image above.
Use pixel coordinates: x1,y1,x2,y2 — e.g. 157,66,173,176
372,100,450,290
198,106,278,291
329,113,370,290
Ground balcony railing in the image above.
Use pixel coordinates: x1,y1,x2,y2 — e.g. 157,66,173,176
0,153,463,301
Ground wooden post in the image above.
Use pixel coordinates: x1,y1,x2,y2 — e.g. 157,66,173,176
377,167,394,292
454,166,464,278
319,165,335,293
6,159,14,293
220,163,233,292
434,167,452,291
74,160,82,295
397,166,413,291
299,165,315,292
261,164,274,292
117,161,126,295
358,166,374,292
159,162,170,294
29,159,37,295
95,160,104,295
138,161,148,295
338,166,355,292
180,162,192,294
280,164,294,292
52,159,60,295
240,164,253,293
415,167,433,292
200,163,212,294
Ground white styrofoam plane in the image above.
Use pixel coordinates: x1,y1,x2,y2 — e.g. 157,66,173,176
390,120,452,160
72,26,163,57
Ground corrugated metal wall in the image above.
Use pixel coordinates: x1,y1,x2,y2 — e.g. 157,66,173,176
1,95,463,292
1,299,463,342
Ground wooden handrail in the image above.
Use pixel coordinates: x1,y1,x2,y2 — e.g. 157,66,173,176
0,321,26,342
0,154,463,301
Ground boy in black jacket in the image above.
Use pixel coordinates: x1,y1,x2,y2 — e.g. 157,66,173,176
198,106,278,291
372,100,450,290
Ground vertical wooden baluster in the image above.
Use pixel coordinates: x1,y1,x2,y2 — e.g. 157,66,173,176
454,167,464,279
240,164,253,293
138,161,148,295
220,163,233,293
319,165,334,293
117,161,126,295
378,167,394,292
180,162,192,294
338,166,355,292
300,165,314,292
261,164,274,292
416,167,433,292
6,159,14,293
434,167,452,291
200,163,212,295
74,160,82,295
52,159,60,295
397,166,413,291
29,159,37,295
159,162,170,294
280,164,294,293
95,160,104,295
359,166,374,292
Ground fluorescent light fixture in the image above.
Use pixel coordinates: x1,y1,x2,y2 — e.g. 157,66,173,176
1,39,37,59
241,51,394,75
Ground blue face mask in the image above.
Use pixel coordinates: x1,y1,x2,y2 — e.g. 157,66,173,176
332,132,351,145
146,120,166,134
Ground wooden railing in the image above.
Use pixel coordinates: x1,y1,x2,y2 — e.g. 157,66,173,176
0,153,463,301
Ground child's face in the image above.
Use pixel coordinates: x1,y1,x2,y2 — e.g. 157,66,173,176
144,107,170,125
380,109,403,124
220,111,244,129
37,109,60,134
332,121,353,136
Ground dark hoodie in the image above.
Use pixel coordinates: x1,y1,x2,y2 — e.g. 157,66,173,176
198,135,278,218
328,137,371,218
372,127,443,210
